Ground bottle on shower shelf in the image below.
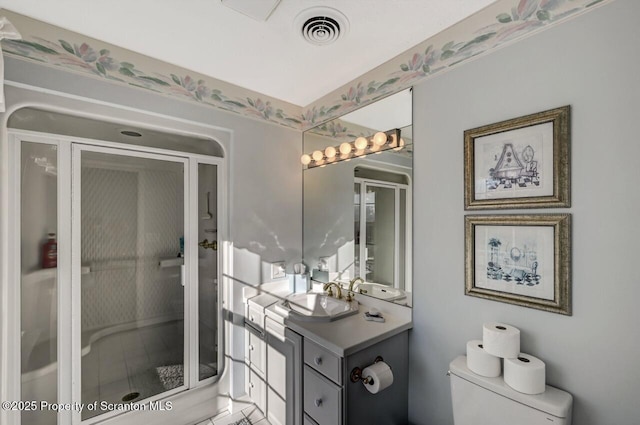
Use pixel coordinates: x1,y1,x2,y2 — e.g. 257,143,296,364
41,232,57,269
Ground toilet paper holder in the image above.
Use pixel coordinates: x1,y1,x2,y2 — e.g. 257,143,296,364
350,356,384,383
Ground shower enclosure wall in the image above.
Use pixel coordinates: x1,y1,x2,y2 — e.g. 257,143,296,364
3,108,227,425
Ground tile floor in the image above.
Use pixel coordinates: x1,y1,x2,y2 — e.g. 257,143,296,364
197,404,270,425
81,320,217,421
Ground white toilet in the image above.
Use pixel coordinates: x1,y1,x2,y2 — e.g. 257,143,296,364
449,356,573,425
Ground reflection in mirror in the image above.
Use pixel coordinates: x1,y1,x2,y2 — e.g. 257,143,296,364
302,89,413,306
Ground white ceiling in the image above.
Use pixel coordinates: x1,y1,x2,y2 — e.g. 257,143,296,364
0,0,496,106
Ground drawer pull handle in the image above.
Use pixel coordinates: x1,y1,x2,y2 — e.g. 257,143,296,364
314,398,323,407
249,382,255,389
249,345,254,351
250,316,255,322
314,356,323,366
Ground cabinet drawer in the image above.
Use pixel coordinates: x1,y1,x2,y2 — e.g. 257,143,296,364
304,338,342,385
303,413,319,425
303,366,342,425
247,305,264,329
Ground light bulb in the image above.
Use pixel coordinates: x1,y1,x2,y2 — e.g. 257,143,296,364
301,154,311,165
325,146,337,158
354,136,368,150
312,150,324,161
339,142,352,155
373,132,387,146
393,138,406,151
389,134,398,148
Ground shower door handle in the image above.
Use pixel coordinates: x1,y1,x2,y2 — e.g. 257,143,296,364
181,265,186,287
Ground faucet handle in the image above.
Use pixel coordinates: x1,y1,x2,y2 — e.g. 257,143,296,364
325,286,334,297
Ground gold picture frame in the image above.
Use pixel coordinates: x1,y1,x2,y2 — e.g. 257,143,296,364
464,106,570,210
465,214,571,315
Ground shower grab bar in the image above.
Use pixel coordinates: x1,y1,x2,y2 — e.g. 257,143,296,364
84,259,137,272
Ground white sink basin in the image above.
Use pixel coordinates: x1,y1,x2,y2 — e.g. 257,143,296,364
275,292,358,322
358,283,406,301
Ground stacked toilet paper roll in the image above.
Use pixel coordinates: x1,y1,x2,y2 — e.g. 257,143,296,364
362,361,394,394
464,322,546,395
504,353,546,394
482,322,520,358
466,340,501,377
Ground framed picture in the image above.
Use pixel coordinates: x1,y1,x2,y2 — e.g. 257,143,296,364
464,106,570,210
465,214,571,315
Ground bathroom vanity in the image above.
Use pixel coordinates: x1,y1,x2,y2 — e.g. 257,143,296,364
297,325,409,425
242,86,415,425
245,290,411,425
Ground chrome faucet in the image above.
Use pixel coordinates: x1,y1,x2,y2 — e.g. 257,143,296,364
323,282,342,299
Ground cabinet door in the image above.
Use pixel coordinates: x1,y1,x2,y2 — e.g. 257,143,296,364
303,366,342,425
267,387,286,425
267,344,286,398
249,369,266,414
249,331,266,377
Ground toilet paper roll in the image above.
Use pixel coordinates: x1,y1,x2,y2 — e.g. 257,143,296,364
483,322,520,358
504,353,546,395
362,361,394,394
466,340,501,377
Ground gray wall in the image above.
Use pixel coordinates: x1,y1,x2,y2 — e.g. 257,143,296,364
408,1,640,424
4,57,303,272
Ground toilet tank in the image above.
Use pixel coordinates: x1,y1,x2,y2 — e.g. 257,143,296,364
449,356,572,425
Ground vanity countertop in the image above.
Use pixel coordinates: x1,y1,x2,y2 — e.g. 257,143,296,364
265,302,412,357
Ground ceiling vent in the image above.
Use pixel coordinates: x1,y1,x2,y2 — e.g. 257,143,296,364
295,7,349,46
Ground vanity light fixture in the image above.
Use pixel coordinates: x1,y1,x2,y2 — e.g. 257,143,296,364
301,129,402,169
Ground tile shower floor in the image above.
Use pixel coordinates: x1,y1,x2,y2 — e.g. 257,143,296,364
81,320,215,420
80,320,267,425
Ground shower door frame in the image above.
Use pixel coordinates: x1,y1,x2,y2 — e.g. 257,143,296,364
5,129,226,425
355,178,412,290
71,143,193,425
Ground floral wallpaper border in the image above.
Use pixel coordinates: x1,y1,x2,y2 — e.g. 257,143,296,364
302,0,613,129
0,9,304,129
1,0,612,131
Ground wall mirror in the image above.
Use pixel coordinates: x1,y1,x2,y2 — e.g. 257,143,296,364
302,88,413,307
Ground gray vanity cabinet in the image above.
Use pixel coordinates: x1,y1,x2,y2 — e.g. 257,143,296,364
302,330,409,425
303,339,343,425
344,331,409,424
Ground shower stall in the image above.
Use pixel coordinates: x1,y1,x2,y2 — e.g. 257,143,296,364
4,108,226,425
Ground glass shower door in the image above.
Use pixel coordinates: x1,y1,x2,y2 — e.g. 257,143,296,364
19,140,60,425
73,146,188,421
362,183,396,286
197,162,218,382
